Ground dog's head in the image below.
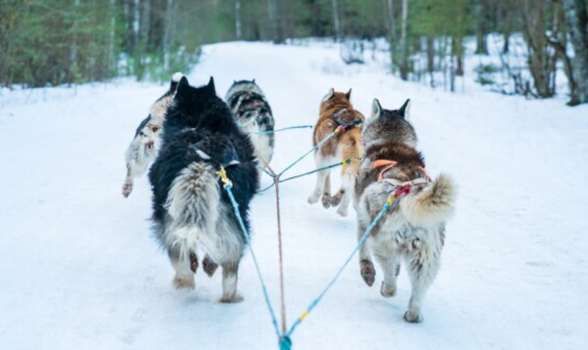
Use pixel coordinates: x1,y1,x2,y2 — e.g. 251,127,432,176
319,88,364,126
362,99,417,147
225,80,266,112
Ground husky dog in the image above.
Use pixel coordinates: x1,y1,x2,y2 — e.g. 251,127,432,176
355,99,456,323
149,76,259,303
308,88,364,217
122,72,183,198
225,80,275,167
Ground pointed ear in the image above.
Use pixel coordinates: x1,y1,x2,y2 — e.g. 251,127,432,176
398,99,411,119
322,88,335,102
174,76,190,98
207,77,216,94
170,72,183,91
371,98,382,119
345,88,352,101
252,79,256,84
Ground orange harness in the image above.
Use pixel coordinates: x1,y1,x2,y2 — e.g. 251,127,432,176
374,159,431,184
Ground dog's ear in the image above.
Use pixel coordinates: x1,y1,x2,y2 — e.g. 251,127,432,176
345,88,352,101
252,79,256,84
398,99,411,119
174,76,190,98
206,77,216,94
322,88,335,102
170,72,183,91
371,99,382,119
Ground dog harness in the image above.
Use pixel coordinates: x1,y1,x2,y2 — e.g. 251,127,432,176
330,108,363,129
373,159,431,186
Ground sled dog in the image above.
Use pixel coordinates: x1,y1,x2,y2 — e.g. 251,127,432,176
149,75,259,303
225,80,275,167
308,88,364,216
355,99,456,323
121,72,183,197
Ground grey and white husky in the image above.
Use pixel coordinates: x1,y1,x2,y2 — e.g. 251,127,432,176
354,98,456,323
225,80,275,168
121,72,184,198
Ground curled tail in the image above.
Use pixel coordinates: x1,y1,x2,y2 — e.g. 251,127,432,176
165,163,219,233
400,174,456,227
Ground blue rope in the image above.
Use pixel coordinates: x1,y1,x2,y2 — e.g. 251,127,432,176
278,127,342,178
223,183,282,339
257,163,274,178
249,125,313,135
257,158,352,194
286,194,396,337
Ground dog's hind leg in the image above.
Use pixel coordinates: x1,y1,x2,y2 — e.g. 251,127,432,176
374,249,401,298
308,154,332,207
403,238,441,323
122,164,135,198
169,245,195,290
357,218,376,287
202,254,219,277
219,261,243,303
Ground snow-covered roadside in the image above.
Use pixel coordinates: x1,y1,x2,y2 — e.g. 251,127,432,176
1,41,587,350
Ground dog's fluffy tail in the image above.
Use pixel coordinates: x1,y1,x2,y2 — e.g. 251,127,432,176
400,174,456,227
165,162,219,233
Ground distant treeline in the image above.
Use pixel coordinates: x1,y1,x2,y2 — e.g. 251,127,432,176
1,0,587,105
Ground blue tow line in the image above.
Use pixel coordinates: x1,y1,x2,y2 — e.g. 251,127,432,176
249,125,313,135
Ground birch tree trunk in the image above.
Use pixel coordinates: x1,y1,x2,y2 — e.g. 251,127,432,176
387,0,396,72
235,0,242,40
400,0,408,80
163,0,174,71
562,0,588,105
331,0,341,41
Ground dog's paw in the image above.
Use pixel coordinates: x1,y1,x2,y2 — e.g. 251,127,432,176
403,310,423,323
331,192,343,207
122,182,133,198
336,205,348,217
189,251,198,273
220,293,244,304
322,194,332,208
308,192,320,205
380,281,396,298
172,275,195,290
202,256,218,278
360,259,376,287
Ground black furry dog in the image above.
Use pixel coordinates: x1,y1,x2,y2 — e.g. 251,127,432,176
149,76,259,303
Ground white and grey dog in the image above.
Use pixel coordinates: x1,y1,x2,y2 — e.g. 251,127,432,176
121,72,183,197
225,80,275,168
355,98,456,323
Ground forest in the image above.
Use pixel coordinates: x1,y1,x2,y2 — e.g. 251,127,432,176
1,0,587,105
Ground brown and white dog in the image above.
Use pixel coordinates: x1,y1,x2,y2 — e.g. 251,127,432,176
308,88,364,216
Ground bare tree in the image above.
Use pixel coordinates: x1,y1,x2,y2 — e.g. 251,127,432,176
332,0,341,40
399,0,408,80
235,0,242,40
562,0,588,105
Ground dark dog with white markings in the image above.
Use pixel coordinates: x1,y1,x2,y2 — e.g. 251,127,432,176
355,99,456,322
149,76,259,303
225,80,275,167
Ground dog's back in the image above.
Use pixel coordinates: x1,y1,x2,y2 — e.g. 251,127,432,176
225,80,275,166
308,88,364,216
355,99,455,323
149,76,258,303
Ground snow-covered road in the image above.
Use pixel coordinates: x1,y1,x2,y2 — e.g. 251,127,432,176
1,42,587,349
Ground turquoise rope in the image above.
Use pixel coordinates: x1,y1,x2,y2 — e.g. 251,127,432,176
257,163,274,178
278,127,342,178
223,183,282,339
249,125,313,135
257,158,351,193
286,195,397,337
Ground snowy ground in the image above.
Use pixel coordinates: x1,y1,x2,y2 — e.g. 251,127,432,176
1,42,588,350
